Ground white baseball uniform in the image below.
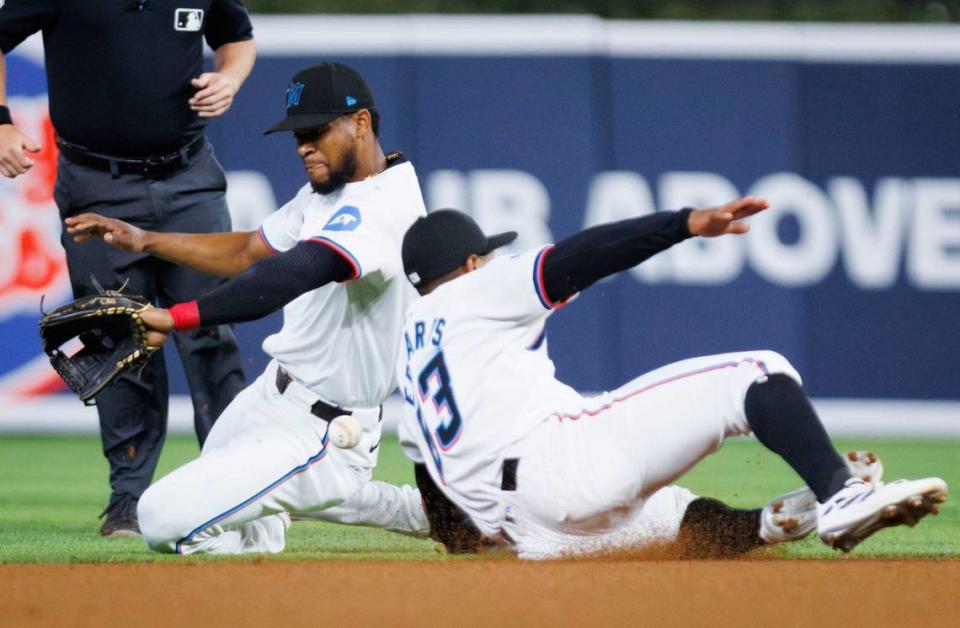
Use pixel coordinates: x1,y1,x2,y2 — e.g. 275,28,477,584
139,157,430,554
398,245,801,559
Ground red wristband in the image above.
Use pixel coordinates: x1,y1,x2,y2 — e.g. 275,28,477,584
168,301,201,331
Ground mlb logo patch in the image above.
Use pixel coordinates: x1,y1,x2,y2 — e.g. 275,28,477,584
174,8,204,32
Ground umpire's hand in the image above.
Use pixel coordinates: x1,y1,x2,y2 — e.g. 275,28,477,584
0,123,40,178
189,72,240,118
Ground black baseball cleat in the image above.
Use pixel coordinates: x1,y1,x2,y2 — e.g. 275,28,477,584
99,493,141,538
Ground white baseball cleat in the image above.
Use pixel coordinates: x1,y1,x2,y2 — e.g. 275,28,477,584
845,450,884,485
759,449,885,544
817,476,948,553
760,487,818,544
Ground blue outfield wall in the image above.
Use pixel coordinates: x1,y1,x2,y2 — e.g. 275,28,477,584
1,17,958,414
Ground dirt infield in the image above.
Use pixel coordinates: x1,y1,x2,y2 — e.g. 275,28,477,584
2,559,957,627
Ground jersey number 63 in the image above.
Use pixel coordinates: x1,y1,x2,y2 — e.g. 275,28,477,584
417,351,463,451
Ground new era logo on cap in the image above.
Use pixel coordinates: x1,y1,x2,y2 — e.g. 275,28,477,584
346,96,358,106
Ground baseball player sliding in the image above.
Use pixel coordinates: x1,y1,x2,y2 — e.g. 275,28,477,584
65,62,429,554
396,205,947,558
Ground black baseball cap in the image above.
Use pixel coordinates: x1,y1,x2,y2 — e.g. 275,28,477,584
402,209,517,288
265,62,376,134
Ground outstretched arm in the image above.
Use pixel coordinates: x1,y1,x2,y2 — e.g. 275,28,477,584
140,240,353,334
542,196,768,303
65,212,270,278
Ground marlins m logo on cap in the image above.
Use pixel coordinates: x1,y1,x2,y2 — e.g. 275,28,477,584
265,62,377,135
286,82,305,109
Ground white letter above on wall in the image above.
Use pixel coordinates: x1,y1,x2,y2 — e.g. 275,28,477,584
908,178,960,289
469,170,553,252
829,177,908,290
226,171,278,231
583,171,670,283
748,173,838,287
425,169,552,254
659,171,744,285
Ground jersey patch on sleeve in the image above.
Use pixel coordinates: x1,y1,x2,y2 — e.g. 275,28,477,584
323,205,362,232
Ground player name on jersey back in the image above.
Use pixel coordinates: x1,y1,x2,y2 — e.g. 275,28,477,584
398,247,582,535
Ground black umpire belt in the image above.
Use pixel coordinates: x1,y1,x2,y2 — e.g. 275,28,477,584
275,366,352,423
57,135,206,179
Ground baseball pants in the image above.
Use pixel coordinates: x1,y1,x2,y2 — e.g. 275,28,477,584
138,361,428,554
499,350,801,559
55,143,246,500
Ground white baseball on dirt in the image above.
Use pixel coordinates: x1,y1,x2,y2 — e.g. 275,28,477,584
328,415,363,449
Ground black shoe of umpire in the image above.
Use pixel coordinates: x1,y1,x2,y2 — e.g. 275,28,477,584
99,493,141,538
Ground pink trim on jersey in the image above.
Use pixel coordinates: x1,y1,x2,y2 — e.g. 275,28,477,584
306,237,361,280
551,358,769,422
534,245,572,310
534,246,557,309
257,226,280,255
436,424,463,452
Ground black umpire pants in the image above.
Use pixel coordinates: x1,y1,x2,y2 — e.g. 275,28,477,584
54,140,246,500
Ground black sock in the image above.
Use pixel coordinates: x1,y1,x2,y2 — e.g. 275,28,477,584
744,374,851,502
676,498,762,558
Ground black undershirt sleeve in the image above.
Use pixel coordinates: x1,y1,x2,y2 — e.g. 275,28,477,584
195,240,353,327
541,209,694,304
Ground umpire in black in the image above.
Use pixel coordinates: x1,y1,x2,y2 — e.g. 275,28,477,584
0,2,253,537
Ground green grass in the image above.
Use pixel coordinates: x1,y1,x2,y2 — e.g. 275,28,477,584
0,435,957,563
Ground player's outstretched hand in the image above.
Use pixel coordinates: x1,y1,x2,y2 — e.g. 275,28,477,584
0,124,41,178
687,196,769,238
189,72,240,118
140,306,173,348
65,213,147,252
